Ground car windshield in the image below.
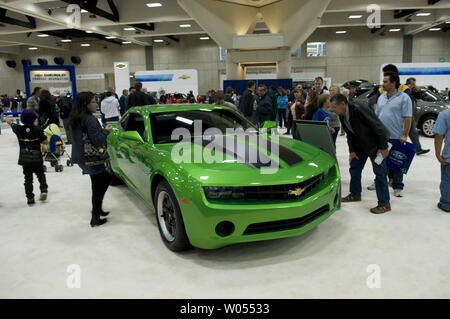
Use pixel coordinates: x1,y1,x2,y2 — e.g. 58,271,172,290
150,109,257,144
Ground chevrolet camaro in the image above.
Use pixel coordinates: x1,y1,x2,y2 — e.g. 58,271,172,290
106,104,340,251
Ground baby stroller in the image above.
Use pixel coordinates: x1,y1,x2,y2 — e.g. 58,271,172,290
42,123,73,172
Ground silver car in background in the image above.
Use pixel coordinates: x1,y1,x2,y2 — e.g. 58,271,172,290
355,87,450,137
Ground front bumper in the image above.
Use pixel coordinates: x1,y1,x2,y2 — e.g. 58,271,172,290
178,172,341,250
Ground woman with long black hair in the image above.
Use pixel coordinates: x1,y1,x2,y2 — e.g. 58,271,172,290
68,92,112,227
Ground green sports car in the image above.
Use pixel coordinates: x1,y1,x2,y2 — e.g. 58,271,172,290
106,104,340,251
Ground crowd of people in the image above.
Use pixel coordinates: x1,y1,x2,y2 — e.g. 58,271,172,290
2,67,450,230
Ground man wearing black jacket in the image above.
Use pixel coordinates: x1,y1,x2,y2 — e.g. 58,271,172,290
254,84,272,127
330,94,391,214
126,82,157,110
239,81,256,122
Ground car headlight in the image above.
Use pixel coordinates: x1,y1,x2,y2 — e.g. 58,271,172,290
204,187,245,200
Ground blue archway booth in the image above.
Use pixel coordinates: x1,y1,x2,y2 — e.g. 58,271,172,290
24,65,77,102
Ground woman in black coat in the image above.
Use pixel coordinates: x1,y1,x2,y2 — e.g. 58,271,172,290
68,92,113,227
38,90,59,129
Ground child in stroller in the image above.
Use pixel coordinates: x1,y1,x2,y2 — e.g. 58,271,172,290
42,123,73,172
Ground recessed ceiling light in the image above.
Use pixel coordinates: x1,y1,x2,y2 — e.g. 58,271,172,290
179,24,192,28
85,31,93,33
37,34,49,37
416,12,431,16
446,21,450,24
389,28,401,32
349,15,362,19
124,27,136,31
61,39,72,42
28,47,38,50
154,39,164,42
105,36,116,39
146,2,162,7
429,28,441,31
122,41,132,44
80,43,91,47
81,9,88,13
336,31,347,34
200,36,210,40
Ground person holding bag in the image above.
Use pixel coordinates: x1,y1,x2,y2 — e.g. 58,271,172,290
68,92,113,227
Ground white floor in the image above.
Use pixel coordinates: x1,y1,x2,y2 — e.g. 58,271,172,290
0,124,449,299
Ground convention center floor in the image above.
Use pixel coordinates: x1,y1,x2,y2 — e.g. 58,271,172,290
0,124,449,298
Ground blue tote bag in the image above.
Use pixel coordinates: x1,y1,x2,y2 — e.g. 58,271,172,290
386,139,417,174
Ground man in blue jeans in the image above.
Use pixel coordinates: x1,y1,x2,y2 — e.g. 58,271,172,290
433,109,450,213
375,72,412,198
330,94,391,214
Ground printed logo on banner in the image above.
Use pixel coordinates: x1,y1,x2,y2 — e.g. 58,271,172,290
116,63,127,69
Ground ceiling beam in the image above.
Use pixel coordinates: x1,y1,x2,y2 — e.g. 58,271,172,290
0,8,36,29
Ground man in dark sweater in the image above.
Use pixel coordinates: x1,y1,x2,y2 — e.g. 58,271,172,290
3,110,48,205
239,81,256,122
330,94,391,214
254,84,273,127
127,82,156,110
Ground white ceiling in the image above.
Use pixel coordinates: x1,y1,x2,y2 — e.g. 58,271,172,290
0,0,448,52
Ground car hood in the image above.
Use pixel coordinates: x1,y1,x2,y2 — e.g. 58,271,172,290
154,135,336,186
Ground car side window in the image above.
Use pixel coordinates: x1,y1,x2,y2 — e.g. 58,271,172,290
125,113,147,141
420,91,438,103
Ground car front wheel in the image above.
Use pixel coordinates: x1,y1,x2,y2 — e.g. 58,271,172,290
421,116,437,138
154,181,190,252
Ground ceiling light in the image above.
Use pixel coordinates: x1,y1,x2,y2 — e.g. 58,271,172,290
179,24,192,28
389,28,401,32
85,31,93,33
81,43,91,47
122,41,132,44
124,27,136,31
349,15,362,19
28,47,38,50
446,21,450,24
200,36,210,40
429,28,441,31
37,34,49,37
146,2,162,7
81,9,88,13
61,39,72,42
105,36,116,39
336,31,347,34
154,39,164,42
416,12,431,16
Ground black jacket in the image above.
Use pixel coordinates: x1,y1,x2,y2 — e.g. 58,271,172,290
239,89,254,117
340,101,389,157
58,97,73,119
254,94,273,125
127,91,156,110
38,98,59,128
71,115,109,165
10,123,47,166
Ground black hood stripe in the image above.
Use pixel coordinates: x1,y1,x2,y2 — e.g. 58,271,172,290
193,135,302,169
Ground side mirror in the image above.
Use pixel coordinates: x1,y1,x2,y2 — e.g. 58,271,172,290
121,131,144,144
261,121,277,135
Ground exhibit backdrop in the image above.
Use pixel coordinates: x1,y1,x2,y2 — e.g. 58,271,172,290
114,62,130,96
380,63,450,91
135,69,198,97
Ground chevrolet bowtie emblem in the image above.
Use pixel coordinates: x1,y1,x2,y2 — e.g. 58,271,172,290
179,75,190,80
116,63,127,69
289,188,305,197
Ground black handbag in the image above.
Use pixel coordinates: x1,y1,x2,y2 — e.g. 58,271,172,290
82,132,109,166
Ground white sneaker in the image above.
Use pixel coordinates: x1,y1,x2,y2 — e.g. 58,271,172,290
367,183,376,191
394,189,403,197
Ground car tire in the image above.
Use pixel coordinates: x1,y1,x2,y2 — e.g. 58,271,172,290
105,158,124,186
154,181,191,252
420,115,437,138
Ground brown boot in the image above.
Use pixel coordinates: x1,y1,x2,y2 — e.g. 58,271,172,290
370,205,391,214
342,194,362,202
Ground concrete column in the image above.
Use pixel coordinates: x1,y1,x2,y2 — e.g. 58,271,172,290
145,46,154,70
226,50,245,80
277,48,292,79
402,35,413,63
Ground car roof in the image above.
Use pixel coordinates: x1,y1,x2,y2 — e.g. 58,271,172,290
128,104,229,114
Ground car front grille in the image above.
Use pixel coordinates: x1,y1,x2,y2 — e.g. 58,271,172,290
244,173,324,201
243,205,330,235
